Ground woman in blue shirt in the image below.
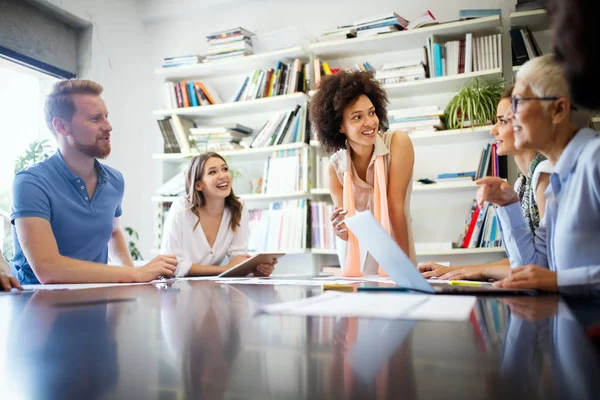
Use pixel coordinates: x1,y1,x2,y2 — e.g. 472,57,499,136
477,54,599,296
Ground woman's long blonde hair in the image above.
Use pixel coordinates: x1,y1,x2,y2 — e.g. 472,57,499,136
185,152,243,231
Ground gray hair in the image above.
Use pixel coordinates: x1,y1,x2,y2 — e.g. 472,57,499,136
516,54,591,129
516,54,569,98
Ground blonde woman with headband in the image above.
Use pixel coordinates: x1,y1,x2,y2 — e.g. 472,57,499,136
161,152,276,277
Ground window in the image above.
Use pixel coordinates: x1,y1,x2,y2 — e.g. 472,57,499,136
0,57,59,253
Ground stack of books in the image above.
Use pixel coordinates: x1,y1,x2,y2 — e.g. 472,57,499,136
375,60,426,84
354,13,409,37
162,54,203,68
206,27,254,61
189,124,253,152
387,106,444,134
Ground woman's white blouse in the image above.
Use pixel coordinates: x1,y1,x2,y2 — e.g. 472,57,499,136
160,197,249,277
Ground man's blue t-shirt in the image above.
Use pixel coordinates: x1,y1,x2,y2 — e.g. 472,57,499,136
11,151,124,284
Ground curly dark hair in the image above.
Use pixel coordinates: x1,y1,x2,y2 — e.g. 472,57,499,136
308,70,388,153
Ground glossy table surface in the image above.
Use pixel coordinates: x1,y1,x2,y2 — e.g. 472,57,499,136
1,279,599,400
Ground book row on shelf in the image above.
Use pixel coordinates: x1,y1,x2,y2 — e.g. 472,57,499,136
233,59,309,103
154,199,309,253
154,196,503,254
261,148,309,195
155,104,308,155
313,31,502,87
458,200,503,249
162,80,223,109
248,199,308,253
510,27,544,67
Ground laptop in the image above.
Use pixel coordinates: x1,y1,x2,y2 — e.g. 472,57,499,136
344,211,537,295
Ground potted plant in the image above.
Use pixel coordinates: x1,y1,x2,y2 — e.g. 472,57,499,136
444,78,504,130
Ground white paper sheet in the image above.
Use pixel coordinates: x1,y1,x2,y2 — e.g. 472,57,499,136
259,291,477,321
216,278,361,286
21,282,154,291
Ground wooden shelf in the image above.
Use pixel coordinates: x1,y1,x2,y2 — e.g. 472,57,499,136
155,46,309,80
510,9,550,31
151,191,311,203
384,69,502,97
309,16,500,58
416,247,506,256
153,92,310,118
153,142,310,162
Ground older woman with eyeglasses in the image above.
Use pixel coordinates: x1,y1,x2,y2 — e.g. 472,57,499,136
476,54,599,296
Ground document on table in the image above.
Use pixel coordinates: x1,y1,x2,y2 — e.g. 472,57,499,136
215,278,361,286
259,291,477,321
21,282,154,291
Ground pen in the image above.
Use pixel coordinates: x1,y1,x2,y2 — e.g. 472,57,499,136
322,284,355,292
448,280,483,287
356,286,410,292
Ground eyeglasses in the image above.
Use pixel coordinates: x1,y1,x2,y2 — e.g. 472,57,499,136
511,96,560,114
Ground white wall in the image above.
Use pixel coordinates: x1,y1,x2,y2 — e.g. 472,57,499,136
40,0,157,258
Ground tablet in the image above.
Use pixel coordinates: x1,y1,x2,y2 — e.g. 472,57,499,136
217,252,285,278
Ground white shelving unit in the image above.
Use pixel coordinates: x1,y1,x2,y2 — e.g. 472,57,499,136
308,16,500,58
152,13,546,272
509,9,550,31
155,46,309,79
153,142,310,162
152,191,311,204
153,92,310,118
383,69,502,97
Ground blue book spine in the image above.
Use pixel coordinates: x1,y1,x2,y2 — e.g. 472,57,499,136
437,171,476,179
434,44,443,77
233,76,249,102
187,82,199,107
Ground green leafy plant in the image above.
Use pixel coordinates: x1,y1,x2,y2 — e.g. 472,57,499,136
444,78,504,130
124,226,143,261
14,139,54,175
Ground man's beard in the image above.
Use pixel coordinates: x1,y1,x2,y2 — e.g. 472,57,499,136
74,140,111,159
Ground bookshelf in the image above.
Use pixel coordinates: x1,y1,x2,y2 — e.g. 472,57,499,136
308,15,509,269
152,14,540,273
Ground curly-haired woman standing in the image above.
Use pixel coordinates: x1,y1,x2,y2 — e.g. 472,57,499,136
309,71,416,276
